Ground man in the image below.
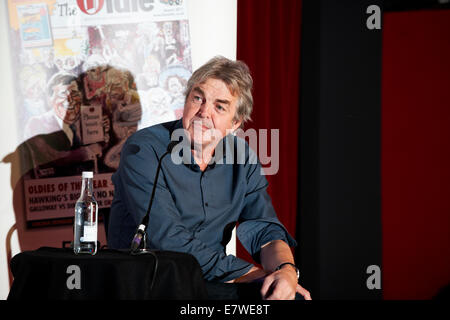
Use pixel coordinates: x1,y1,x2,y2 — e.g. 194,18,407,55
23,72,83,142
103,67,142,169
21,72,102,178
108,56,311,300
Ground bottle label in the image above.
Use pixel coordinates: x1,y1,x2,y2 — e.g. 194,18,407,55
81,224,97,242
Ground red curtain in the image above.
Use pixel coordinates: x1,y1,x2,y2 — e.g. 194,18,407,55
236,0,302,261
381,10,450,299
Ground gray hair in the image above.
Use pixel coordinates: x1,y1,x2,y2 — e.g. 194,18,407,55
185,56,253,126
47,72,78,97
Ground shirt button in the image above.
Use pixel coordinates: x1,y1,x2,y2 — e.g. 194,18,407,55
205,202,209,207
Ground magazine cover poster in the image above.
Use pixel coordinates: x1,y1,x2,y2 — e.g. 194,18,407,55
6,0,192,227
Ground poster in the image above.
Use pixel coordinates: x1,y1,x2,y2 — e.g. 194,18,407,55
24,173,114,226
6,0,192,226
17,3,53,48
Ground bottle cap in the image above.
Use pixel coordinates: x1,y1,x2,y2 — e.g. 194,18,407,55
82,171,93,178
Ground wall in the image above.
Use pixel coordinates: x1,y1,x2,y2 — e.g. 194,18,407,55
0,0,237,300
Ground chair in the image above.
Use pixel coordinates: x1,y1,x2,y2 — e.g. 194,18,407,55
5,224,17,288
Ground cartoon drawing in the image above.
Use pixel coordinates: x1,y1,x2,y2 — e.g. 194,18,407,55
103,68,142,170
5,0,192,226
82,54,107,102
17,3,52,48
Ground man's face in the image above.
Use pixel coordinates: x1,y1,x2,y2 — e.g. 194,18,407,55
87,66,103,81
182,78,241,149
109,84,126,102
52,80,81,123
163,22,173,39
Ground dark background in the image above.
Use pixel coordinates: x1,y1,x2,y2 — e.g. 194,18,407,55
237,0,450,300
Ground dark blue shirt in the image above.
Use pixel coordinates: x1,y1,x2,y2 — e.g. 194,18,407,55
108,119,296,282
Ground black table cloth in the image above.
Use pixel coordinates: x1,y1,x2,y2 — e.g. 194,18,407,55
7,247,208,300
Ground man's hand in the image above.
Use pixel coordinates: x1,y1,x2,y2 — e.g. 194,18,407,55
260,266,311,300
296,283,312,300
229,241,312,300
230,264,311,300
259,240,312,300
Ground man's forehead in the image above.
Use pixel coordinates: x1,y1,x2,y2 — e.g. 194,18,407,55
67,80,79,89
192,79,237,99
53,80,78,92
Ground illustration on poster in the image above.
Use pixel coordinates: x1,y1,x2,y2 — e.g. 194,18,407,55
4,0,192,226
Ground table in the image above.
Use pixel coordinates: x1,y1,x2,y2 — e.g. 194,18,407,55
7,247,208,300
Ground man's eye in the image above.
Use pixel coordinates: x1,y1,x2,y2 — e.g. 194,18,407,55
216,105,225,112
193,96,203,103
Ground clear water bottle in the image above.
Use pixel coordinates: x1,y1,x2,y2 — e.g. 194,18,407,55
73,171,98,255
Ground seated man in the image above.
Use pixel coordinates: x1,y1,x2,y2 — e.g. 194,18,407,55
108,56,311,300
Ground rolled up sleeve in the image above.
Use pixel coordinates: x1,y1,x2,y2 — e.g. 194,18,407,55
237,159,297,263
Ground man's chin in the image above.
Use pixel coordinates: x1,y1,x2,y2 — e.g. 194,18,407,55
193,135,226,152
191,139,213,149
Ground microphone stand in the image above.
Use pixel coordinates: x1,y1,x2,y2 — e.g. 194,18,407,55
130,141,178,254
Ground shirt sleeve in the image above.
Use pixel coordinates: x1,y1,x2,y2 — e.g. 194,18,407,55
236,152,297,264
116,137,253,282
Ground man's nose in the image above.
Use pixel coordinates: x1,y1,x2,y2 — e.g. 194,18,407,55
197,100,212,118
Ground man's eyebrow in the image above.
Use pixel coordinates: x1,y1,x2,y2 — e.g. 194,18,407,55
215,99,231,105
192,87,231,105
192,87,204,95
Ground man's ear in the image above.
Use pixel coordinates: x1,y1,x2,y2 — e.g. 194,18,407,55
231,118,243,132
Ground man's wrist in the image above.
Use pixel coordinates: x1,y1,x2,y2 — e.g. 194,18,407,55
275,262,300,280
233,266,268,283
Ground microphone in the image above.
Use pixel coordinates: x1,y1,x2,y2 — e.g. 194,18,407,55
130,140,179,253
